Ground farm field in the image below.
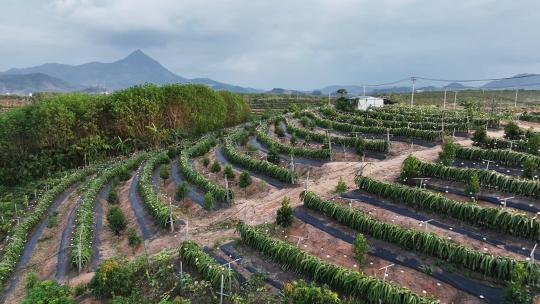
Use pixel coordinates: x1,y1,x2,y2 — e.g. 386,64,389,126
2,86,540,304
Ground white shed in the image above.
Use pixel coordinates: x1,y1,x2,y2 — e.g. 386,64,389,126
349,96,384,110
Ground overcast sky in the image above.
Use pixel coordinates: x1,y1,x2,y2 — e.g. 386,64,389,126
1,0,539,90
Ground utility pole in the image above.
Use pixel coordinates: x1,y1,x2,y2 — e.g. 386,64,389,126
184,219,189,241
363,85,366,97
304,170,310,190
289,153,296,184
453,91,458,109
326,130,333,161
225,175,230,204
443,89,447,109
515,89,518,108
77,225,84,273
531,243,537,264
168,197,174,233
410,77,416,106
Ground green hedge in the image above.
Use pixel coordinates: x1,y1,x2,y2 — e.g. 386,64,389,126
138,151,174,228
302,190,540,283
0,167,97,288
70,153,147,269
456,146,540,167
238,222,438,304
223,130,295,183
256,125,330,159
178,137,233,203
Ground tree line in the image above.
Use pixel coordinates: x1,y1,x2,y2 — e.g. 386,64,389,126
0,83,250,186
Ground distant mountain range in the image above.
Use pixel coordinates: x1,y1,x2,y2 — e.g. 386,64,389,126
1,51,539,95
1,50,262,94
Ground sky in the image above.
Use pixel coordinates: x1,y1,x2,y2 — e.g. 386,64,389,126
1,0,540,90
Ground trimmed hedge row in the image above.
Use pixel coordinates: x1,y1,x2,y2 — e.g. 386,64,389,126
284,119,389,153
70,153,147,269
302,190,540,284
178,137,233,203
256,125,330,159
456,146,540,167
138,151,174,228
356,175,540,241
0,167,97,287
238,222,438,304
223,130,295,183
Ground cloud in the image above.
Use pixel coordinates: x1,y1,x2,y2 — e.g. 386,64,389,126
0,0,539,89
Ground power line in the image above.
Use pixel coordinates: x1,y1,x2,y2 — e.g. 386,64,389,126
414,74,539,83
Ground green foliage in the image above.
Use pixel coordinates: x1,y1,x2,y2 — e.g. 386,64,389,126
138,151,174,228
0,84,250,186
400,155,421,179
239,171,252,188
210,160,221,173
178,137,232,203
290,133,297,146
69,154,146,271
107,206,127,235
352,234,368,266
456,145,540,168
472,126,488,144
528,134,540,155
223,129,295,183
275,126,285,137
438,136,457,166
179,240,237,288
503,262,531,304
108,187,119,204
175,183,189,201
203,192,214,211
160,164,171,180
267,146,281,165
522,157,538,179
127,227,141,247
335,177,347,194
22,280,75,304
302,190,535,283
202,156,210,167
504,121,522,140
117,167,131,182
356,174,540,241
89,258,133,299
237,222,437,304
284,280,341,304
300,116,309,127
276,197,293,227
223,165,235,179
256,124,330,160
0,168,96,288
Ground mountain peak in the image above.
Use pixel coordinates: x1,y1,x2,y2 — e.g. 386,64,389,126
121,49,155,64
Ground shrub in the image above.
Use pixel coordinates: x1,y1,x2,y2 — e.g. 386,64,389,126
355,139,365,155
159,165,171,180
284,280,341,304
465,172,480,198
117,167,131,182
127,227,141,247
528,134,540,155
202,156,210,167
472,126,487,144
300,116,309,127
352,234,368,266
276,197,293,227
210,160,221,173
107,206,127,235
275,126,285,138
22,280,75,304
89,259,133,299
400,155,420,179
175,183,189,201
304,134,312,146
503,262,531,304
108,188,119,204
438,136,457,166
239,171,252,188
504,121,522,140
204,192,214,211
335,177,347,194
523,158,538,179
290,133,297,146
223,165,235,179
267,147,280,165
